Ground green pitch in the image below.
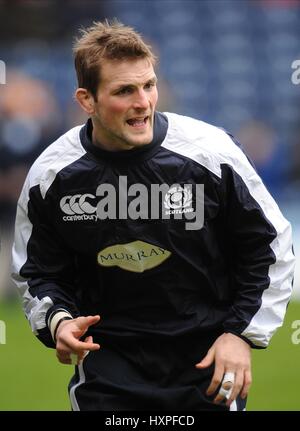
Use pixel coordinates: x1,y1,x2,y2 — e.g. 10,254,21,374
0,299,299,411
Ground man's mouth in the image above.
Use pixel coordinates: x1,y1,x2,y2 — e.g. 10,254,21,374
126,116,149,127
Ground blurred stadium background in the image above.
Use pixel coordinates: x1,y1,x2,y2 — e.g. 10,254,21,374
0,0,300,411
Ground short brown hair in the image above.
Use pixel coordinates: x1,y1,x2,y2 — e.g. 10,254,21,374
73,19,157,100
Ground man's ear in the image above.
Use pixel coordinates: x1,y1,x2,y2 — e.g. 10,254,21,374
75,88,95,115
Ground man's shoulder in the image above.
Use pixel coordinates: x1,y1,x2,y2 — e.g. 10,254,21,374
162,112,250,177
32,124,84,169
24,124,86,196
163,112,241,158
163,112,231,146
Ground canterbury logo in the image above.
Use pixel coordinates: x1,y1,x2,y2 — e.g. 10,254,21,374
60,194,97,221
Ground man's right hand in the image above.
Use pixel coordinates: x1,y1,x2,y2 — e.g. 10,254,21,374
55,315,101,365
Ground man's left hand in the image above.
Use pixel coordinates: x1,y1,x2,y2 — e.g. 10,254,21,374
195,333,252,407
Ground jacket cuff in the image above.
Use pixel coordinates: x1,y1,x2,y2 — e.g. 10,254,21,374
224,330,266,349
47,309,73,342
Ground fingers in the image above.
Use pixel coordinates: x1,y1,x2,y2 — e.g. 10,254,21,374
72,339,100,351
195,333,252,407
212,370,235,405
56,350,72,365
75,315,101,331
56,336,99,365
70,337,90,365
211,369,251,407
56,332,100,366
195,346,215,369
78,335,95,363
205,365,225,397
84,335,93,344
57,336,100,356
224,370,243,407
56,352,83,366
57,338,100,357
240,369,252,399
70,316,101,344
56,314,100,351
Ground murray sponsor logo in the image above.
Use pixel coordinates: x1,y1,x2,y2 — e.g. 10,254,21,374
97,240,171,272
60,176,204,230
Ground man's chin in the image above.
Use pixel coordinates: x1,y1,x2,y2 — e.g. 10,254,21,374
125,133,153,148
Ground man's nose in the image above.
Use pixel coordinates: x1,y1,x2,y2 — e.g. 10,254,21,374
132,89,149,110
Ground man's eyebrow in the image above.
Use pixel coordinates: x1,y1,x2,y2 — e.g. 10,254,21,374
147,76,158,84
113,76,157,91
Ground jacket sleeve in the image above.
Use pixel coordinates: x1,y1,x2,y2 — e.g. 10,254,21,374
220,150,295,348
11,178,80,348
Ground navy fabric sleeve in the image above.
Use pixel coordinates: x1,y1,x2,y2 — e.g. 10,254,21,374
12,184,80,348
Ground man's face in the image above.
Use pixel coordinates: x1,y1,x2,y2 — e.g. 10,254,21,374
92,58,158,151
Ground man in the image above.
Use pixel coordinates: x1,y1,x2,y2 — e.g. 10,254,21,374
12,20,295,411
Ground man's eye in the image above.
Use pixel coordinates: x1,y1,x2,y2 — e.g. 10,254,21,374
145,82,155,90
117,87,132,95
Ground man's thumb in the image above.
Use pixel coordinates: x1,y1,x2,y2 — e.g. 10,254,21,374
195,348,214,369
76,315,100,330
